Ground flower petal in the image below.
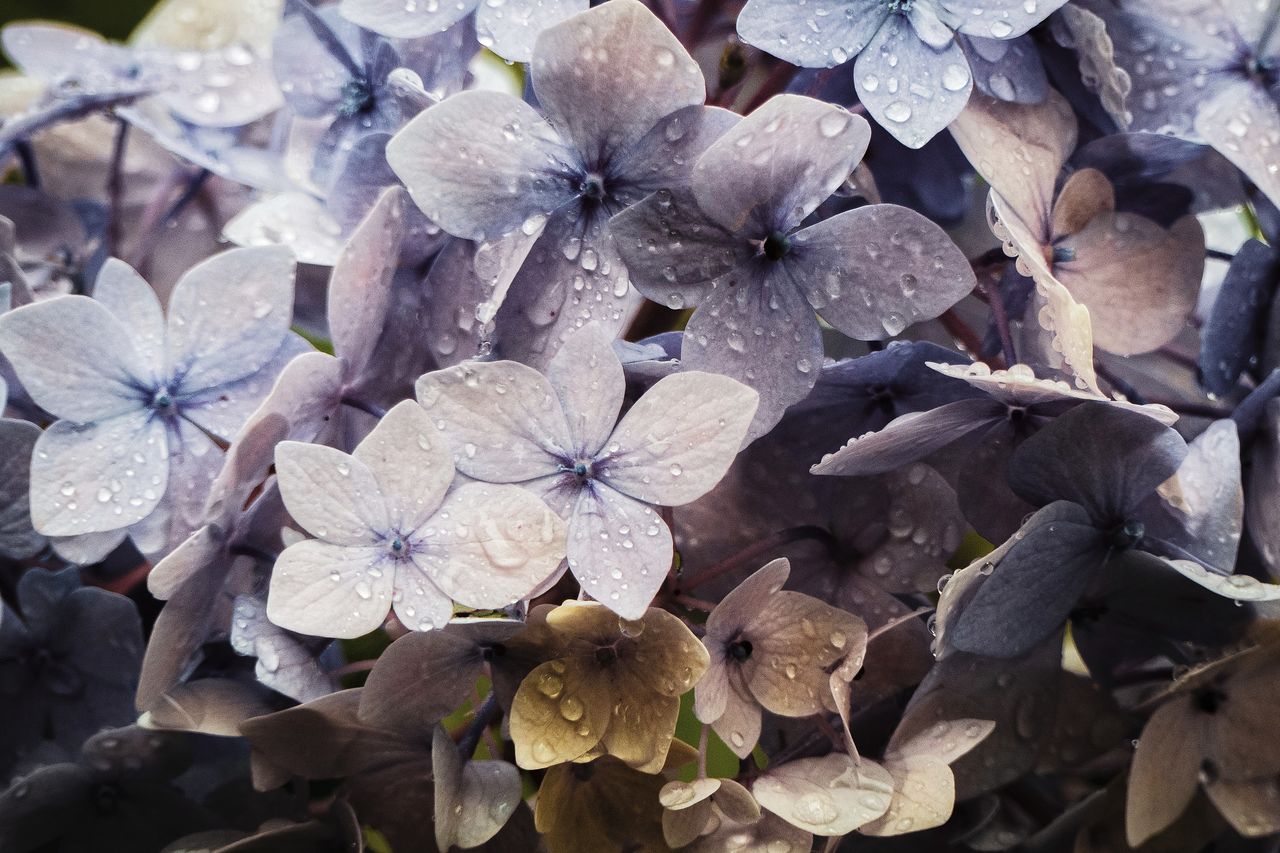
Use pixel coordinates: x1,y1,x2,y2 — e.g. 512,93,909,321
387,90,576,242
28,410,170,537
166,246,296,393
328,187,406,379
737,0,887,67
510,657,612,768
417,360,572,481
753,754,894,835
92,258,165,381
477,0,586,62
353,401,453,532
793,203,975,339
531,0,705,162
0,295,147,422
267,540,393,639
692,95,869,233
339,0,478,39
567,485,671,619
274,441,388,544
598,371,758,505
545,323,625,458
1126,698,1205,846
854,19,972,150
412,482,566,609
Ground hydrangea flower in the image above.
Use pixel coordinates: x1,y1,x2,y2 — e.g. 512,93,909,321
0,247,301,560
0,568,143,781
735,0,1069,147
416,323,759,618
695,559,868,758
267,400,568,638
950,88,1206,359
388,0,735,366
611,93,975,436
508,601,708,772
272,1,473,188
1081,0,1280,211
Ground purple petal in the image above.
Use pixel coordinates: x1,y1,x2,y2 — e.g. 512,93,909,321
477,0,587,62
692,95,869,233
812,397,1002,476
961,34,1048,104
792,203,975,339
854,19,972,149
386,90,576,242
545,323,625,458
736,0,887,67
0,295,147,422
92,259,165,381
942,0,1069,39
531,0,705,163
166,246,296,393
328,187,406,379
352,401,453,532
339,0,479,39
274,441,388,544
0,419,44,559
416,360,572,481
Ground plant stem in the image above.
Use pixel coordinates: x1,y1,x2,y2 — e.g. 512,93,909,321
680,525,838,592
457,693,501,759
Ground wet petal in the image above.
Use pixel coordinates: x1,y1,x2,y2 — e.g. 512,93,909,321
598,371,758,505
360,630,483,733
567,484,671,619
681,268,823,440
267,540,393,639
736,0,888,67
327,187,406,379
386,90,576,242
0,295,147,423
433,726,524,848
352,401,453,532
92,259,165,380
29,410,169,537
229,595,334,704
613,105,740,201
165,246,297,393
855,20,972,150
942,0,1069,39
339,0,479,39
1126,698,1205,846
274,441,388,544
793,203,975,339
416,360,572,481
545,323,625,458
1199,239,1280,397
753,753,894,835
1194,81,1280,212
961,34,1047,104
510,657,612,768
692,94,869,233
477,0,586,62
392,571,455,632
410,482,567,610
812,397,1002,476
531,0,705,162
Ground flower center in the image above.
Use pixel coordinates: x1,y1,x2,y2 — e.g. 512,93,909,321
728,639,753,661
150,389,178,417
1108,519,1145,551
337,78,375,117
578,172,607,201
564,458,595,480
1194,685,1226,714
762,231,792,261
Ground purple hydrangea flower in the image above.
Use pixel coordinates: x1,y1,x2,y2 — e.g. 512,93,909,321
388,0,735,367
0,247,302,560
611,93,976,436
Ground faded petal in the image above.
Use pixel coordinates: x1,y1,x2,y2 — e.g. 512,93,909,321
166,246,296,394
274,441,388,544
0,295,147,423
531,0,705,162
510,657,612,768
339,0,478,39
352,400,453,532
417,360,572,482
476,0,586,62
387,90,576,242
545,323,625,458
753,753,894,835
1126,699,1205,846
692,95,869,233
737,0,887,67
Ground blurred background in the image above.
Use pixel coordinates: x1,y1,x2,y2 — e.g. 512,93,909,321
1,0,155,57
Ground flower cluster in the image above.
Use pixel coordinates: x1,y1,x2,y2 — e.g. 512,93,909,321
1,0,1280,850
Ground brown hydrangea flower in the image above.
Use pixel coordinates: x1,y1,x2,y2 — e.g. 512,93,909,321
695,558,868,757
509,601,709,773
